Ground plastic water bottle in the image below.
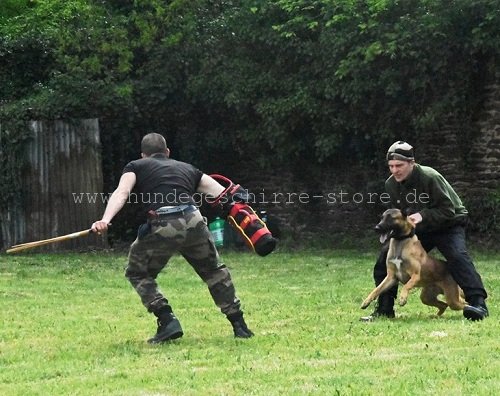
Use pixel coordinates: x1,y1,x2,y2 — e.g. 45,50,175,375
209,217,225,247
260,210,268,223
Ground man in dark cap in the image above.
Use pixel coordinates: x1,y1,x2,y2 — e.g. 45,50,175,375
361,141,489,321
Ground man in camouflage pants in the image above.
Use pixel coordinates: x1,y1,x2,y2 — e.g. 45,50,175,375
92,133,253,343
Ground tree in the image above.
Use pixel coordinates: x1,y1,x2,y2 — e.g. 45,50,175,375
1,0,499,233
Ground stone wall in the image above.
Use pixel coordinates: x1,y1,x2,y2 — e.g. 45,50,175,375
468,76,500,191
236,164,386,244
418,73,500,197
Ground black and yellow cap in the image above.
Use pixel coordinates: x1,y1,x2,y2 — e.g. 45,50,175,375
386,141,414,161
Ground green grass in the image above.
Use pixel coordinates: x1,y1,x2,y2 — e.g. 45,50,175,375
0,249,498,395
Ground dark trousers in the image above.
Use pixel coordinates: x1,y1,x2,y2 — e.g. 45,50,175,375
374,225,487,305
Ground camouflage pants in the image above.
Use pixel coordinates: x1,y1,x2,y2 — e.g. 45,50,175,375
125,209,241,317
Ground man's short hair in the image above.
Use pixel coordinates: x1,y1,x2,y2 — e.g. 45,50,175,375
141,133,167,155
386,141,414,161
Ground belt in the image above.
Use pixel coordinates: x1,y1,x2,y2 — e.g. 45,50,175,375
147,204,197,220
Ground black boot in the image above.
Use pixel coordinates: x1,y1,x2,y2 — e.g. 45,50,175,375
360,294,395,322
227,312,254,338
148,309,183,344
463,295,489,321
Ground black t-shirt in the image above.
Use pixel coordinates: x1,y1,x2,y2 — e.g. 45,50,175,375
122,153,203,211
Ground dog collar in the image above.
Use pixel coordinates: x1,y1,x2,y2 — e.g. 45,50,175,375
391,228,415,241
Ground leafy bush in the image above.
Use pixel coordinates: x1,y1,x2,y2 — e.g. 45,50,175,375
1,0,499,234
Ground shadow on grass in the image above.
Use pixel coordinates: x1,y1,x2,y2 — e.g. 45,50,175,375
380,313,466,323
109,332,257,354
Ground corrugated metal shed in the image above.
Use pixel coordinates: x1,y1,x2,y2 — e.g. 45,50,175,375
1,119,107,251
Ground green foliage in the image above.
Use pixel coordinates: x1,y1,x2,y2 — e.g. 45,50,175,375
1,0,499,231
0,118,32,211
2,0,499,162
0,0,137,118
178,0,500,170
0,0,34,21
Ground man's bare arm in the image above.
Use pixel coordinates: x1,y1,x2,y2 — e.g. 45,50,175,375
91,172,136,233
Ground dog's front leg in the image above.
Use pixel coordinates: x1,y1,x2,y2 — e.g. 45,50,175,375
361,275,398,309
399,271,421,306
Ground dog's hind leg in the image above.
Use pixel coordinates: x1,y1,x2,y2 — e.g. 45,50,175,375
441,279,466,311
420,285,448,316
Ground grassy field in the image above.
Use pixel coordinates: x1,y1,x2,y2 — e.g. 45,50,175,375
0,249,498,396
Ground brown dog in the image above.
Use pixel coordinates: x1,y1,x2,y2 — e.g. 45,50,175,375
361,208,465,316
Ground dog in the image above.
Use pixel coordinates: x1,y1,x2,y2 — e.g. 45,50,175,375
361,208,465,316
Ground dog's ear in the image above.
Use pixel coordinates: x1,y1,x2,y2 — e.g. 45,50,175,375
401,207,412,218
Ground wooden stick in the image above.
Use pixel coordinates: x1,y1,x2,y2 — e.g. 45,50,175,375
6,229,93,254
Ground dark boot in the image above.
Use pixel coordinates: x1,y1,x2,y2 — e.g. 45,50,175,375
227,312,254,338
360,294,395,322
463,295,489,321
148,310,183,344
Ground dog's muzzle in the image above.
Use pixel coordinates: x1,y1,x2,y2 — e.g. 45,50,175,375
374,224,391,244
374,224,389,234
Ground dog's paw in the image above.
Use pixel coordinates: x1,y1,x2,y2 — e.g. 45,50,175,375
399,297,407,306
360,300,371,309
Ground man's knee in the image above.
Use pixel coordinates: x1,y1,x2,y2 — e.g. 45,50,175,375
205,266,237,302
125,267,143,281
442,250,473,268
204,265,231,288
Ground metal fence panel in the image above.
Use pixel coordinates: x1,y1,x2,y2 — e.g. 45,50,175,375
1,119,107,251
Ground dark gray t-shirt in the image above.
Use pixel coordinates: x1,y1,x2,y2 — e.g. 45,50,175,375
122,153,203,211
